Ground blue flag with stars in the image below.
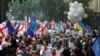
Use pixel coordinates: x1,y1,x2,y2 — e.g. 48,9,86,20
92,36,100,56
26,16,37,37
6,21,15,34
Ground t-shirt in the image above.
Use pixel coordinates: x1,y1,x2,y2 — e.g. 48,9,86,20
44,48,52,56
40,45,52,56
68,39,75,49
0,45,2,50
36,44,42,50
55,48,63,56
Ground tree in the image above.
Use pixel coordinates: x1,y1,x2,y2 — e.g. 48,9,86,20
8,0,67,21
0,0,12,23
8,0,22,19
39,0,66,20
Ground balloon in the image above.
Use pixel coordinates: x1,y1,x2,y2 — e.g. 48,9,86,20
68,12,74,17
74,1,78,4
69,7,74,11
73,13,79,18
68,16,75,21
77,17,82,21
72,3,79,9
68,1,87,22
70,7,76,13
79,3,83,7
69,2,73,7
74,1,79,8
77,7,85,15
67,16,71,20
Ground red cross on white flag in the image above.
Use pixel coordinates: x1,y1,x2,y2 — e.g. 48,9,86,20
0,22,8,37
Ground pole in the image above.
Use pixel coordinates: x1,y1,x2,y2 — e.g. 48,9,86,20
2,0,3,22
98,0,100,12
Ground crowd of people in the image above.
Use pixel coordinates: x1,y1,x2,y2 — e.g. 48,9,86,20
0,20,99,56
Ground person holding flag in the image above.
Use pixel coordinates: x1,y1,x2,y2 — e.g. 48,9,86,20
26,16,38,42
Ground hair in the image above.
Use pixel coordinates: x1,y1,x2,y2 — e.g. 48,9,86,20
73,48,82,56
63,41,68,47
56,40,62,48
5,48,16,56
43,40,49,46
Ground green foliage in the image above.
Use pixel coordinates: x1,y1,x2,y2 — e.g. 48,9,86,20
8,0,92,21
39,0,66,20
9,0,40,19
9,0,21,17
8,0,67,20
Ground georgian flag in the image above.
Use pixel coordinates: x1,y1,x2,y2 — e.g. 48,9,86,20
17,17,30,37
14,22,19,30
25,16,30,31
38,23,46,35
17,24,26,36
0,22,8,37
51,21,56,29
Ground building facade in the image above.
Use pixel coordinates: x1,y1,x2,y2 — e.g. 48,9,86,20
89,0,100,12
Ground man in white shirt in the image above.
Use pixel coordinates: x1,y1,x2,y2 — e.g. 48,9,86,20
55,41,63,56
40,40,52,56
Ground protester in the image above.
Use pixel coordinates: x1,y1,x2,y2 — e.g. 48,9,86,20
55,41,63,56
40,40,52,56
0,19,98,56
62,42,70,56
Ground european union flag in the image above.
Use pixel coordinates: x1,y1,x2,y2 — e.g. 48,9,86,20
26,28,34,36
92,36,100,56
6,21,15,34
31,16,36,23
86,25,92,32
26,16,37,37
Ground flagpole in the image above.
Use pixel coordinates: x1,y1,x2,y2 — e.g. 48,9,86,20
2,0,3,22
